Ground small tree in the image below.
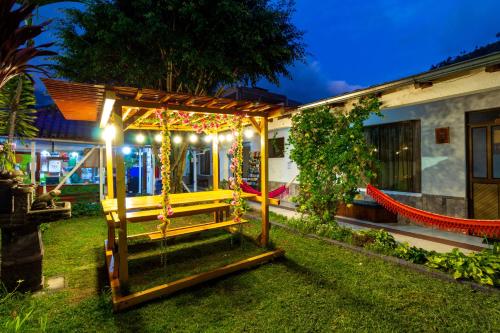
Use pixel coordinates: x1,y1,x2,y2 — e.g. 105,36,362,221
289,96,381,223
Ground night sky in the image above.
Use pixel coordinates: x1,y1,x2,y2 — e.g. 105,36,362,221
33,0,500,104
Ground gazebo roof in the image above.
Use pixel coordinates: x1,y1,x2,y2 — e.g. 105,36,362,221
42,79,295,131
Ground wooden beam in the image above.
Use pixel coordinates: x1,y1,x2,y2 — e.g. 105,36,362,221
485,64,500,73
112,249,284,312
166,103,266,117
124,109,154,131
266,106,290,119
260,117,269,247
249,117,261,134
113,111,129,287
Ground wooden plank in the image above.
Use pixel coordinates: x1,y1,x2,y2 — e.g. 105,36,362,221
114,111,129,285
260,117,269,246
124,109,154,131
141,219,248,241
126,202,231,223
113,249,285,312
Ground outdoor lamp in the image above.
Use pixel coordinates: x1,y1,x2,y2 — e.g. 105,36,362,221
70,152,79,158
173,135,182,144
154,133,162,143
226,133,233,142
189,133,198,143
244,128,254,139
102,125,116,141
122,146,132,155
218,134,226,143
100,93,116,128
203,134,213,143
136,133,146,144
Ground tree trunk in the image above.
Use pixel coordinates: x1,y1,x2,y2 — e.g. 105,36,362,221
170,138,189,193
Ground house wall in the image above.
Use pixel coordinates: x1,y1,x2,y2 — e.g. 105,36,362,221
362,87,500,219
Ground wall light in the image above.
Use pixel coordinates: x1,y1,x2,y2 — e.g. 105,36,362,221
154,133,162,143
136,133,146,144
99,93,116,128
102,124,116,141
189,133,198,143
173,135,182,144
41,150,50,157
122,146,132,155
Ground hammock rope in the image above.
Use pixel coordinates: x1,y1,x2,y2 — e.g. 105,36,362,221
366,184,500,238
241,175,297,199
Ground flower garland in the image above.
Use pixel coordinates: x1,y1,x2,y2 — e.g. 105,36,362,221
155,108,173,235
169,112,230,134
228,115,244,222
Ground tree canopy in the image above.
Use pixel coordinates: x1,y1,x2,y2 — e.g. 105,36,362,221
54,0,305,96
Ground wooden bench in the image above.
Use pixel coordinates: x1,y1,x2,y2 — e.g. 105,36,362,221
126,202,231,223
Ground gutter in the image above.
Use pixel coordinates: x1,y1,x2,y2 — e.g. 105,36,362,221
300,52,500,110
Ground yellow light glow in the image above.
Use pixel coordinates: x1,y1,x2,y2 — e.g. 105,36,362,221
154,133,162,143
102,125,116,141
99,97,116,128
136,133,146,144
189,133,198,143
218,135,225,143
173,135,182,144
226,133,233,142
244,128,254,139
203,134,213,143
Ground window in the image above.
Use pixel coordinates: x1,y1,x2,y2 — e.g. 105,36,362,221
365,120,421,193
269,137,285,158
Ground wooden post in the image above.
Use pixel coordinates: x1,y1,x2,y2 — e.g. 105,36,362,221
260,117,269,246
114,111,129,286
212,132,219,190
99,146,104,200
105,135,114,199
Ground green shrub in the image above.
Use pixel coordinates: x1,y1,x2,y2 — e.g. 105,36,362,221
426,245,500,286
394,242,431,264
71,202,103,218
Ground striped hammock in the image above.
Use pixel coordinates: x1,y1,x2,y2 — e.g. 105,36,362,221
366,184,500,238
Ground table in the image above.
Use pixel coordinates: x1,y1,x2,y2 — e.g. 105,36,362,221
101,189,257,214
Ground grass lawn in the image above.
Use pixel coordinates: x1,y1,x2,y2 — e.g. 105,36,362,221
1,214,500,332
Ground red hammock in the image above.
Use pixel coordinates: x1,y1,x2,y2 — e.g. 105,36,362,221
241,180,289,198
366,184,500,238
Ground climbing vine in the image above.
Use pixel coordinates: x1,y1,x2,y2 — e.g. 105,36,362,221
288,96,381,223
156,108,173,235
228,115,244,222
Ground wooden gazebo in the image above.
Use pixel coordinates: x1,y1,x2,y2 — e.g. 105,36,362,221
42,79,294,311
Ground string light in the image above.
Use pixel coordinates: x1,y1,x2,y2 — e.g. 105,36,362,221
244,128,254,139
189,133,198,143
154,133,162,143
136,133,146,144
203,134,213,143
226,133,233,142
218,134,226,143
173,135,182,144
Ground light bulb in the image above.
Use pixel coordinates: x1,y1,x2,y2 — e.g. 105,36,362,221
173,135,182,144
244,129,254,139
154,133,162,143
122,146,132,155
189,133,198,143
136,133,145,144
203,135,213,143
102,125,116,141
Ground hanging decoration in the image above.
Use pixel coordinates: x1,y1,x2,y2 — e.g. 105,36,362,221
155,108,173,235
228,115,244,222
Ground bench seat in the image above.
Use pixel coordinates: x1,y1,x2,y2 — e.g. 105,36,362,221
124,202,231,223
